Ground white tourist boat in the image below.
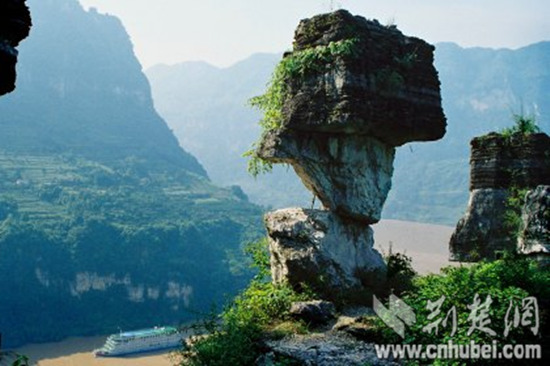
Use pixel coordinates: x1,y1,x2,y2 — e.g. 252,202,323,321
94,326,183,357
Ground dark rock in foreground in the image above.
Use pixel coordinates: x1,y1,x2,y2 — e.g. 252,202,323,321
285,9,446,147
0,0,32,95
289,300,336,325
470,133,550,190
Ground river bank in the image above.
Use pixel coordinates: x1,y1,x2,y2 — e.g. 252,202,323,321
15,335,178,366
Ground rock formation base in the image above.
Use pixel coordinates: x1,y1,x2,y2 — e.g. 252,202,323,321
265,208,385,301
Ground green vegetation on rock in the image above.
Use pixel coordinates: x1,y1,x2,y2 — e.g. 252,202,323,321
500,113,541,138
244,38,359,177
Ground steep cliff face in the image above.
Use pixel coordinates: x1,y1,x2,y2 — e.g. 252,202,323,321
256,10,446,300
450,133,550,261
0,0,204,175
0,0,32,95
0,0,261,348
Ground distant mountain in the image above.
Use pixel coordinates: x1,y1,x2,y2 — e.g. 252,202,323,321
147,41,550,225
0,0,261,347
0,0,205,176
147,54,313,210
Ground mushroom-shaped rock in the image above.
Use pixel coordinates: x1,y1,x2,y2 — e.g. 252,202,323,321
257,10,446,223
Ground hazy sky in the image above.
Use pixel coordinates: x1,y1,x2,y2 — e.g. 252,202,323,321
78,0,549,69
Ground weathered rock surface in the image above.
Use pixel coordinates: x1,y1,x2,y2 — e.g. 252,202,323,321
259,332,398,366
289,300,336,325
449,189,513,261
0,0,32,95
470,133,550,190
260,132,394,223
286,9,446,146
257,10,446,304
451,133,550,261
332,308,380,341
265,208,385,299
519,185,550,259
258,10,446,223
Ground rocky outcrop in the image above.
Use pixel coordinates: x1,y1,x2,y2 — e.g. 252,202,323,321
289,300,336,325
470,133,550,190
450,133,550,261
449,189,513,261
266,208,385,300
258,10,446,223
258,10,446,301
259,332,399,366
260,133,395,223
283,10,446,147
0,0,32,95
519,185,550,259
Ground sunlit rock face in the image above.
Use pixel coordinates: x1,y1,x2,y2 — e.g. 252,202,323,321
450,133,550,261
260,132,395,223
265,208,385,300
0,0,32,95
519,185,550,260
259,10,446,300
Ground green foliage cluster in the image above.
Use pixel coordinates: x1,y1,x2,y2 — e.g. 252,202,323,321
0,152,263,348
0,352,29,366
244,38,359,177
500,113,541,138
375,255,549,364
178,238,313,366
384,246,417,296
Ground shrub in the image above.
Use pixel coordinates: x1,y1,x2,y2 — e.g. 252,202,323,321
500,113,540,138
374,254,549,364
384,245,417,296
177,238,313,366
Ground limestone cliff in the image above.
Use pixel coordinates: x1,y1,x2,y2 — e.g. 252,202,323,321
256,10,446,300
0,0,31,95
450,132,550,261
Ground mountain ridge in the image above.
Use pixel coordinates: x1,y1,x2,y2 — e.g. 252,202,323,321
146,40,550,225
0,0,261,348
